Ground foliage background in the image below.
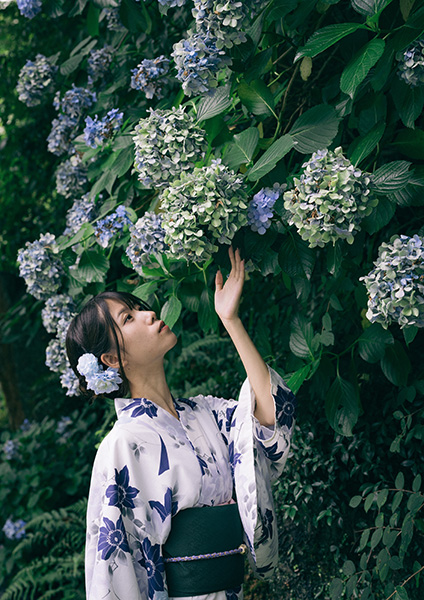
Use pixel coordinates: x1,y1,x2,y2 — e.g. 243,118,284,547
0,0,423,598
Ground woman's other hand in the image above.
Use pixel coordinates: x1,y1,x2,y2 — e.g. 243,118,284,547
214,246,245,324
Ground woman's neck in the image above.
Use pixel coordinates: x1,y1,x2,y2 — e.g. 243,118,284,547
128,363,177,418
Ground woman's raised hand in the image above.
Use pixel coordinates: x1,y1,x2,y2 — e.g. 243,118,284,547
214,246,245,323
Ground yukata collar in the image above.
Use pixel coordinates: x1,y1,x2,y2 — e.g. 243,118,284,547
114,396,197,420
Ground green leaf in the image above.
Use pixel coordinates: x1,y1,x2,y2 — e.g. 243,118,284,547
342,560,356,576
395,472,405,490
289,314,315,359
394,586,409,600
289,104,340,154
73,249,109,284
60,53,85,76
392,128,424,160
325,375,360,436
361,197,396,234
329,577,343,599
70,36,98,57
294,23,365,61
350,495,362,508
59,222,94,250
359,529,370,551
237,80,276,117
388,167,424,207
358,323,394,363
371,528,383,549
403,325,418,345
197,86,232,121
224,128,259,170
198,288,218,333
286,364,312,394
132,281,158,303
391,77,424,128
349,121,385,166
412,474,422,492
86,3,100,37
160,296,182,329
377,489,389,508
120,0,152,33
407,492,424,512
351,0,393,15
91,170,118,196
110,146,134,178
279,234,316,280
383,527,398,549
267,0,297,21
372,161,412,193
380,341,411,387
247,135,294,180
340,39,385,99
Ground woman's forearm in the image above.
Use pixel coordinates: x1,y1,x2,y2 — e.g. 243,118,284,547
221,316,275,427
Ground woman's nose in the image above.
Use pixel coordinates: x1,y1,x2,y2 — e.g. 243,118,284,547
146,311,157,324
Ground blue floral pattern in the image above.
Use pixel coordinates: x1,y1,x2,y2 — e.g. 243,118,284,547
105,465,140,510
97,516,130,560
274,384,297,430
122,397,158,419
138,537,165,597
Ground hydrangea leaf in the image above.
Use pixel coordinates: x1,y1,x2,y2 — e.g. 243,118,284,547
224,127,259,170
197,86,232,121
388,167,424,206
392,128,424,160
325,375,361,437
72,249,109,284
289,104,340,154
160,296,182,329
340,39,385,99
111,146,134,178
286,364,312,395
60,53,86,76
294,23,366,62
198,288,218,333
237,80,276,118
289,314,317,359
380,341,411,387
390,77,424,128
70,36,98,57
247,134,294,180
279,234,315,280
348,121,385,166
120,0,152,34
351,0,393,16
358,323,394,363
267,0,298,21
361,197,395,234
372,160,412,192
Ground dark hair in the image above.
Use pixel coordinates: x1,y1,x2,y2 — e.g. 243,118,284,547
66,291,151,400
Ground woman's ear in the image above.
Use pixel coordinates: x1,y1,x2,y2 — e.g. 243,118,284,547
100,352,121,369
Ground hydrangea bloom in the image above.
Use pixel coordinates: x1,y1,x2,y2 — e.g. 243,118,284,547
16,54,57,107
46,338,68,373
2,518,26,540
87,46,114,81
17,0,41,19
126,212,167,273
56,155,88,199
360,234,424,329
41,294,76,334
60,367,80,397
248,184,284,235
84,108,124,149
93,205,132,248
172,31,230,96
3,440,19,461
64,193,97,236
146,0,187,15
160,159,248,262
103,7,125,31
192,0,254,49
47,114,78,156
130,56,170,99
397,37,424,87
77,353,122,395
283,147,377,248
17,233,63,300
53,86,97,120
133,107,207,188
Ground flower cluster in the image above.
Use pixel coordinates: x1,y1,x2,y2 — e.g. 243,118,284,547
126,212,167,273
248,184,284,235
93,205,132,248
3,440,19,461
16,54,57,107
2,518,26,540
160,159,249,262
103,7,125,31
60,367,80,397
47,115,77,156
17,0,41,19
87,46,114,82
56,155,88,199
77,353,122,395
397,37,424,87
360,234,424,329
54,86,97,120
46,338,68,373
172,32,230,96
64,193,98,236
151,0,187,15
84,108,123,149
283,147,377,248
17,233,63,300
192,0,252,49
133,107,207,188
130,56,170,99
41,294,76,334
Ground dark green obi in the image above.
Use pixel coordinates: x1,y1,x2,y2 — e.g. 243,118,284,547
162,504,246,597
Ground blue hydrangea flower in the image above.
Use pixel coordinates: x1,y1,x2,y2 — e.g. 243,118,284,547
360,234,424,329
138,537,165,595
103,7,125,31
16,54,57,107
77,353,123,395
64,193,98,236
123,398,159,419
47,114,78,156
3,440,20,461
192,0,257,50
46,338,68,373
54,86,97,120
106,466,140,510
17,233,63,300
397,37,424,87
17,0,42,19
130,56,170,99
126,212,167,274
93,205,132,248
172,31,230,96
41,294,76,334
87,46,114,81
142,0,187,15
56,155,88,199
20,419,31,432
247,184,284,235
2,518,26,540
98,516,130,560
60,367,80,397
83,108,124,149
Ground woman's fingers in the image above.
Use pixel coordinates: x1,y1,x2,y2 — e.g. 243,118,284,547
215,269,224,291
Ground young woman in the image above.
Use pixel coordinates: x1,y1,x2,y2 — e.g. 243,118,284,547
66,247,297,600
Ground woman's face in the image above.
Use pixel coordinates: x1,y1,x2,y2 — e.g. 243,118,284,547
104,299,177,370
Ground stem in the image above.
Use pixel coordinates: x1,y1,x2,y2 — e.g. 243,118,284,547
384,565,424,600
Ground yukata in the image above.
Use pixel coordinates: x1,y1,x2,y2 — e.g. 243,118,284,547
85,366,297,600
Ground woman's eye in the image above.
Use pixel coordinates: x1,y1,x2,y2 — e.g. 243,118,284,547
124,314,132,323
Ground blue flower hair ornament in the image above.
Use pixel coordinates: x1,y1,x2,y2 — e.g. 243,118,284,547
77,353,123,395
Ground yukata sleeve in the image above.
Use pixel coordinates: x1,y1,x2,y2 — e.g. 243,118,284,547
85,426,173,600
230,365,297,581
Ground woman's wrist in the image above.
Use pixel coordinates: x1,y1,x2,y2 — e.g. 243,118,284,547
219,315,243,332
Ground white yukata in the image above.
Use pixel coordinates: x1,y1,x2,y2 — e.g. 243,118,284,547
85,366,297,600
